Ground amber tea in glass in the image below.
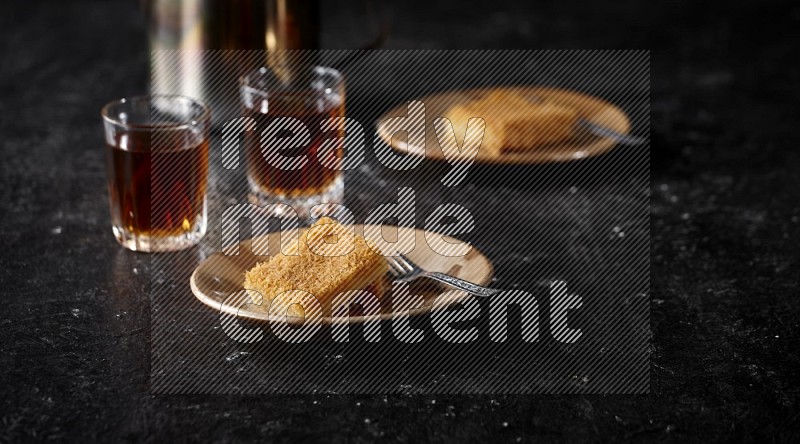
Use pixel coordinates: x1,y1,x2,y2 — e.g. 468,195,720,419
102,95,210,252
240,66,344,216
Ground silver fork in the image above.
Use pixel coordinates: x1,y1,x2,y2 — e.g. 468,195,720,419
386,254,501,297
521,92,646,146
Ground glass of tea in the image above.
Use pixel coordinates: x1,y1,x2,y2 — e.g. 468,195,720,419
240,66,344,217
101,95,210,252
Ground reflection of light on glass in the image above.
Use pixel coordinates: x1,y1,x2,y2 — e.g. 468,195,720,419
266,29,276,51
179,0,202,100
118,133,130,150
150,0,203,102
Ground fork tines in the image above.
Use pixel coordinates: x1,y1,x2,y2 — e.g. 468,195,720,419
385,255,409,276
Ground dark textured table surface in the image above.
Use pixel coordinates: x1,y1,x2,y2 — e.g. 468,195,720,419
2,0,799,441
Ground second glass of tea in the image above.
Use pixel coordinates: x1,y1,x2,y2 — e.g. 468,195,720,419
240,66,344,217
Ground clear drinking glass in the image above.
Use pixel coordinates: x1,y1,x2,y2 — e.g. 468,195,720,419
101,95,210,252
240,66,345,217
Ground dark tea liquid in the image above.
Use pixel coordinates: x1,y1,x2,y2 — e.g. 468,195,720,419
243,94,343,198
105,130,209,237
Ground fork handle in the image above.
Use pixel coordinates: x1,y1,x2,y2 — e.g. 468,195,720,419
421,272,501,297
578,119,647,146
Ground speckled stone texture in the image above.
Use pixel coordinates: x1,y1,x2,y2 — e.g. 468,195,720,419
1,0,799,441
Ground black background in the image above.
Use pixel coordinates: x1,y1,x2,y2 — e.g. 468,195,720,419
1,0,799,441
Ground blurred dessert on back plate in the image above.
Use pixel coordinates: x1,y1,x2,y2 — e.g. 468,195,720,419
443,90,578,155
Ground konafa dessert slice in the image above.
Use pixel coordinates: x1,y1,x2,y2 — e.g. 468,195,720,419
442,105,503,155
442,90,578,155
501,100,578,151
243,217,388,316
